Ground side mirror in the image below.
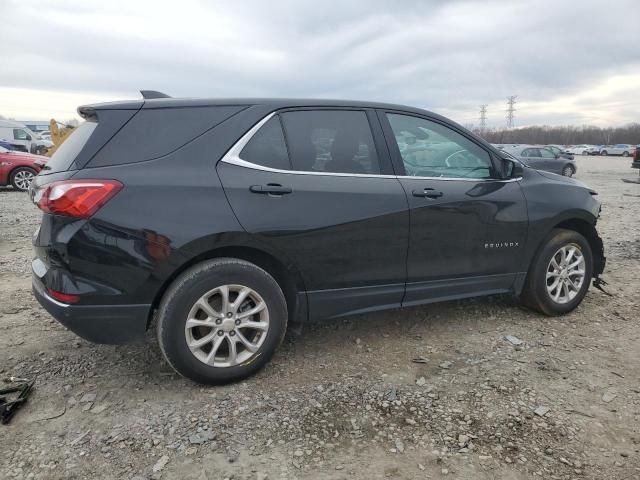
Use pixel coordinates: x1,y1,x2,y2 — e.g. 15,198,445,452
502,159,523,178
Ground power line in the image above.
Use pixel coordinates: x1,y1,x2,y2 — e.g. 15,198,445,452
479,104,488,133
506,95,517,129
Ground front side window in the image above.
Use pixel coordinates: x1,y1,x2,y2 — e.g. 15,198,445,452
13,129,28,140
280,110,380,174
386,113,492,179
522,148,539,157
239,116,290,170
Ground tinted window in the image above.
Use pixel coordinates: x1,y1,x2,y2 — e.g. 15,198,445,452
280,110,380,174
89,106,244,167
386,114,492,179
522,148,539,157
239,116,290,170
45,121,98,173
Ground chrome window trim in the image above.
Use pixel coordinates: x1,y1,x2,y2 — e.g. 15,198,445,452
220,112,522,183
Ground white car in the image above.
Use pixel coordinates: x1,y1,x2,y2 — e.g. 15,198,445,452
565,145,598,155
0,120,49,154
599,144,633,157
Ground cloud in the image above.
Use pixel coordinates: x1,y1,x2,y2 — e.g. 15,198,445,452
0,0,638,126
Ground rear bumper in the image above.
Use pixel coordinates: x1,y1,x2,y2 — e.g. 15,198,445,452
32,274,150,344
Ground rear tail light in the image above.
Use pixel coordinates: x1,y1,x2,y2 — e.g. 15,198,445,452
33,180,123,218
47,288,80,304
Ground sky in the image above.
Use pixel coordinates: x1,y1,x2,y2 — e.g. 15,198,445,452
1,0,638,128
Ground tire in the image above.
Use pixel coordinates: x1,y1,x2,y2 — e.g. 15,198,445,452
10,167,36,191
521,229,593,316
561,165,574,177
601,150,607,156
582,151,589,156
157,258,287,384
622,151,629,157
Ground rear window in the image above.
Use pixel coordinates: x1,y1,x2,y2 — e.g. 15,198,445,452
44,121,97,173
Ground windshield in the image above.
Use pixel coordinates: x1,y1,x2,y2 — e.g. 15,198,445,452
0,146,8,153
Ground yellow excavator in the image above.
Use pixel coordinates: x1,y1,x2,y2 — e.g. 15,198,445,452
45,119,76,157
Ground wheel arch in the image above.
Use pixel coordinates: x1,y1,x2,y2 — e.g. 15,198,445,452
553,218,605,277
9,164,37,178
148,245,307,329
517,213,605,295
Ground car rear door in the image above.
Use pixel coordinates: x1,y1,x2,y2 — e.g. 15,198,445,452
378,110,528,306
217,108,409,320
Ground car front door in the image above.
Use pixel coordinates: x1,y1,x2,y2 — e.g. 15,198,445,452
217,109,409,320
540,147,564,173
378,111,528,306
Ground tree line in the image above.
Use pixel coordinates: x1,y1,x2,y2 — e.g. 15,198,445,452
473,123,640,146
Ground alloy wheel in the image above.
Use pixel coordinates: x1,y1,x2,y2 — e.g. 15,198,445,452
184,284,269,367
545,244,586,304
13,170,34,191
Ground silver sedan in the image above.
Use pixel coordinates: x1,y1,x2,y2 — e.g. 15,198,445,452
498,145,577,177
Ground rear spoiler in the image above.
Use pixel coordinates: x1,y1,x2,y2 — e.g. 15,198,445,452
78,90,171,119
140,90,171,99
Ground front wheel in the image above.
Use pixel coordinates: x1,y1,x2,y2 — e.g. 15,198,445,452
10,167,36,191
521,229,593,316
601,150,608,156
582,151,589,156
622,151,629,157
561,165,574,177
157,258,288,384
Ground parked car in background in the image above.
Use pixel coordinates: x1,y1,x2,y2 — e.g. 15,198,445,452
600,144,633,156
0,145,47,191
565,145,598,156
499,145,577,176
545,145,574,160
0,120,49,154
30,94,605,384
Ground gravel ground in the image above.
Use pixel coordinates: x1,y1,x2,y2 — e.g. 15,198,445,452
1,155,639,480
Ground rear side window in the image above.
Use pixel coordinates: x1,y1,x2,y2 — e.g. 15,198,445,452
239,116,290,170
88,106,245,168
45,121,97,173
280,110,380,174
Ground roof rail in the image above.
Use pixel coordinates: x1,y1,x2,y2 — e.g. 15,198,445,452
140,90,171,99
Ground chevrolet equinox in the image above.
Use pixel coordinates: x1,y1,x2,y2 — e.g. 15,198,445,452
30,91,606,384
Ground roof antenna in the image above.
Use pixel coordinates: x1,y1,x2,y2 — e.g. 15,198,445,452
140,90,171,99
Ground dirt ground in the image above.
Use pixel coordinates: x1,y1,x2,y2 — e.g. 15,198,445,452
1,155,639,480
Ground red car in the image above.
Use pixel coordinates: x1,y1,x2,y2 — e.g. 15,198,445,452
0,146,47,191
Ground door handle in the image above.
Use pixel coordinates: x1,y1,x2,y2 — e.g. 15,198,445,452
250,184,292,195
412,188,443,199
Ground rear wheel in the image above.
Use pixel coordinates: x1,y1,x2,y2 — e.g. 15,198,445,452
10,167,36,191
561,165,574,177
622,151,629,157
601,150,608,156
521,229,593,316
582,151,589,156
157,258,287,384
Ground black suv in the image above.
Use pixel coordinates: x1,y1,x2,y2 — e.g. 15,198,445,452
30,92,606,384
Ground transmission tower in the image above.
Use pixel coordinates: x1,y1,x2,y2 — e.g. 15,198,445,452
506,95,517,129
479,104,488,133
